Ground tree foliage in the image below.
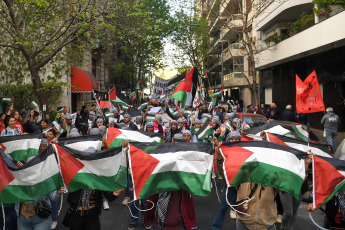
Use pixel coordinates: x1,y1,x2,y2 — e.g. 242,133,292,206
0,0,173,106
0,82,66,111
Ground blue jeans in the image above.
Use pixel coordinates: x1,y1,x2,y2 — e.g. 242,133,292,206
0,205,17,230
326,129,337,151
211,185,237,230
18,215,51,230
50,200,58,222
128,175,147,225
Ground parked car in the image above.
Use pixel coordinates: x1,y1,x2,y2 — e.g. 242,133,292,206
234,113,268,127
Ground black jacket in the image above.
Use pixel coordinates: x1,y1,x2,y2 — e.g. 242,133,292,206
67,190,118,215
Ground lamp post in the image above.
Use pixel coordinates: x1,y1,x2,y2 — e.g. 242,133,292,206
190,24,224,87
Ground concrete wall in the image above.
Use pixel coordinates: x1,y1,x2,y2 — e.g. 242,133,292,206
255,11,345,69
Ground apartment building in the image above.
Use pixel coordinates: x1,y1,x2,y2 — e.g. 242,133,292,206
254,1,345,130
204,0,258,109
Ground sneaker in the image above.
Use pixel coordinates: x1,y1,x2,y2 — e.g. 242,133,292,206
276,214,282,223
103,200,110,210
128,224,136,230
51,221,57,229
144,224,152,230
122,196,130,206
230,210,237,219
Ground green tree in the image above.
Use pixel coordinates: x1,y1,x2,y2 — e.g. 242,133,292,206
0,0,111,107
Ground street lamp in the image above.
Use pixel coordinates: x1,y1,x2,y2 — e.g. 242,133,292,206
190,24,224,87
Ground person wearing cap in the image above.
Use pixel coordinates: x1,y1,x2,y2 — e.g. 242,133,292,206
182,130,195,142
87,111,96,134
69,128,80,138
118,114,138,130
144,122,154,132
93,118,104,129
135,116,144,131
39,138,48,152
61,114,76,138
163,120,180,143
321,107,340,151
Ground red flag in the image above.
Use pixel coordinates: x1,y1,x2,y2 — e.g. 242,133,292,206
296,71,325,113
313,155,345,209
109,87,116,101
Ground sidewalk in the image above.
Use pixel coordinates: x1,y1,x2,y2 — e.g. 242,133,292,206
310,128,345,151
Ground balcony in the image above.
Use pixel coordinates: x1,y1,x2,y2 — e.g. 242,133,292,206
223,42,245,62
224,72,247,86
221,14,243,40
255,10,345,70
208,33,222,54
254,0,313,31
219,0,241,18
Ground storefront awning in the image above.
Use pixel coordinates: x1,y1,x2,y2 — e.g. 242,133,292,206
71,67,99,93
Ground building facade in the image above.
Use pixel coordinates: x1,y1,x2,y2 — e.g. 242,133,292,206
255,1,345,130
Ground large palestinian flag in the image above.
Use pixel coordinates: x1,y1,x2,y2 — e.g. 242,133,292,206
313,155,345,209
266,133,331,158
170,66,195,107
58,134,103,151
247,121,292,137
0,146,62,204
220,141,307,199
107,127,162,148
128,142,214,200
55,144,127,192
0,133,43,161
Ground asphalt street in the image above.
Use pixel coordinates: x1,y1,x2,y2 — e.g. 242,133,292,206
54,179,325,230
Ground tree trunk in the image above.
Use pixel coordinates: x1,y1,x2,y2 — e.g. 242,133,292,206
29,67,48,108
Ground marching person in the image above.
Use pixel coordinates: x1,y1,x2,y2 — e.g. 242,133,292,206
321,107,340,151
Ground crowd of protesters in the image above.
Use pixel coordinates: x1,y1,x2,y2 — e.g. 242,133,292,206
0,97,342,230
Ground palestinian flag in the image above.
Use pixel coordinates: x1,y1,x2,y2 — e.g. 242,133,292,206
128,142,215,200
247,121,292,137
172,111,181,117
202,113,212,121
129,91,136,99
201,73,208,79
57,108,64,114
197,121,214,139
313,155,345,209
138,103,148,110
266,133,331,158
136,78,142,90
58,134,103,151
209,90,222,98
242,121,250,131
292,125,309,142
55,144,127,192
109,87,128,106
107,127,162,148
220,141,307,199
2,98,13,104
0,133,43,161
184,110,192,117
105,113,114,119
53,120,62,133
224,121,233,132
170,66,195,108
0,146,63,204
122,105,129,111
31,101,38,109
144,116,155,122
